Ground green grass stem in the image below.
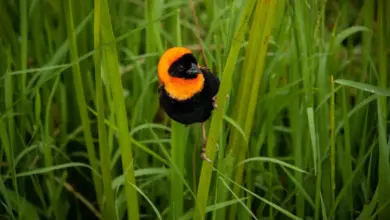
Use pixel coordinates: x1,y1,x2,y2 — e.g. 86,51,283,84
93,0,118,219
99,0,140,219
64,0,103,211
193,1,256,219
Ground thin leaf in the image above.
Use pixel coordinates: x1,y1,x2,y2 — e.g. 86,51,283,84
334,79,390,97
237,157,309,174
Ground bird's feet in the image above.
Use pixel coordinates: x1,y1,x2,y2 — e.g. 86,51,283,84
200,143,219,163
200,122,220,163
212,96,218,109
212,95,230,109
201,147,212,163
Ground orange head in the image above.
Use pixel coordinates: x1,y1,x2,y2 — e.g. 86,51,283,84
158,47,205,101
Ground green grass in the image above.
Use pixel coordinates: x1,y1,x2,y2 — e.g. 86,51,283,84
0,0,389,219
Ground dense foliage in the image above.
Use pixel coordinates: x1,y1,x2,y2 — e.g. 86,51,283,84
0,0,389,219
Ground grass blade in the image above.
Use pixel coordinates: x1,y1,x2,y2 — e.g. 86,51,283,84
64,0,103,209
93,0,117,218
99,0,140,219
334,79,390,97
193,1,256,218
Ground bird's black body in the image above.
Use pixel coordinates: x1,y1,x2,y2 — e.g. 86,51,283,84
159,67,220,125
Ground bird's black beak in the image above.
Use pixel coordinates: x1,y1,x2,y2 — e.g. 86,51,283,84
186,63,200,75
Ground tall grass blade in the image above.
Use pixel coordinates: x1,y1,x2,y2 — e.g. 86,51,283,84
93,0,117,218
229,1,278,218
193,1,256,219
64,0,103,210
376,1,390,218
99,0,140,219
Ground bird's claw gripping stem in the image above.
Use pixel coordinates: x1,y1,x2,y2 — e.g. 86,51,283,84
212,96,218,109
212,95,230,109
201,143,219,163
201,147,212,163
200,122,219,163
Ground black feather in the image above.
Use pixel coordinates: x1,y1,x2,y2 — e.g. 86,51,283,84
159,68,220,125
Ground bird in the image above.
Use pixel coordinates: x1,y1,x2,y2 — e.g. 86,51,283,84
157,47,220,162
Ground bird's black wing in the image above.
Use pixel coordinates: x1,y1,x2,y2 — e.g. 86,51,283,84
200,67,220,97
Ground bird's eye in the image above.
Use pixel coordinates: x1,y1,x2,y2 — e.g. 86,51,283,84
178,65,185,71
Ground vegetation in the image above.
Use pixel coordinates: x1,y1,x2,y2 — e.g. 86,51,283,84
0,0,389,219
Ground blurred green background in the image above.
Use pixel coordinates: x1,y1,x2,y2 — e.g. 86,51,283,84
0,0,389,219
